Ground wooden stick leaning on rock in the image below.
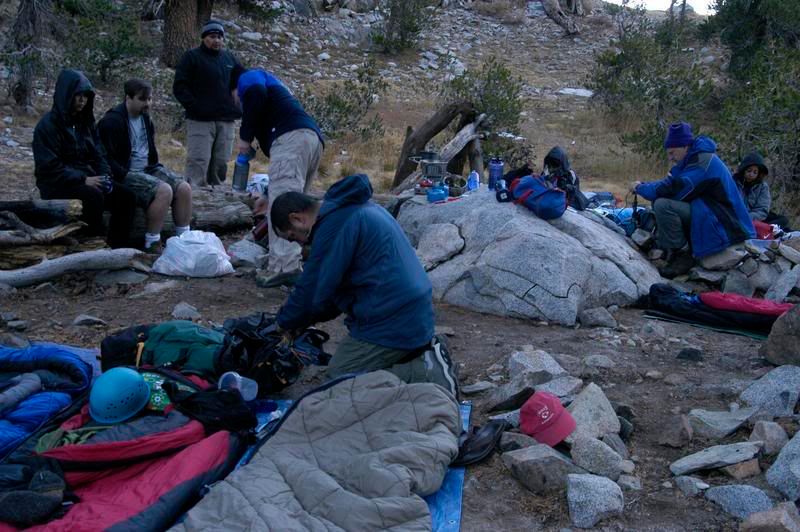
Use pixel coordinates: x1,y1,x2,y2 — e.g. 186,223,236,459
0,248,144,288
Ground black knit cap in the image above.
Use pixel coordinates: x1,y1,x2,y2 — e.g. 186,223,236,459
201,20,224,38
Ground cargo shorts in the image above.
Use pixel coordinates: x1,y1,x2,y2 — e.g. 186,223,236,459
125,165,186,209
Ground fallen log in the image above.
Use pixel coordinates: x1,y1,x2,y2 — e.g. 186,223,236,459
0,248,144,288
393,114,487,194
0,238,106,270
0,199,82,227
0,212,86,246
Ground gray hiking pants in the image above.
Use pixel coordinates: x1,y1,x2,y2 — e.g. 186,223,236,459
654,197,692,251
185,119,235,187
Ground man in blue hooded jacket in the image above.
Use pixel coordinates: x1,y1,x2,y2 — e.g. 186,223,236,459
230,67,324,288
270,174,458,397
633,122,755,278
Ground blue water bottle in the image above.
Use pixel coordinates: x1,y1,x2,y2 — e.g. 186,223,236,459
467,170,480,191
232,147,256,192
488,157,504,191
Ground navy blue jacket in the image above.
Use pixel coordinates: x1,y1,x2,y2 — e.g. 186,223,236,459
173,44,242,122
236,69,323,156
636,136,755,257
277,174,434,350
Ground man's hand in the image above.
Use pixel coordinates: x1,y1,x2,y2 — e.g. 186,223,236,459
85,175,104,190
630,181,642,194
238,139,252,155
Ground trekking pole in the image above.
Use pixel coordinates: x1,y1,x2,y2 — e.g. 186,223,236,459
632,192,639,229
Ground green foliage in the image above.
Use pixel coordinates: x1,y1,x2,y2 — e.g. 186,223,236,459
237,0,283,21
588,8,714,157
482,134,536,173
299,60,388,140
440,56,524,133
372,0,435,54
62,0,151,83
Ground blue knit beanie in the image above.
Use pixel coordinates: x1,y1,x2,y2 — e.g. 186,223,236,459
664,122,693,149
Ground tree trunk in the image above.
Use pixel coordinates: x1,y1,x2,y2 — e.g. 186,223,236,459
0,238,106,270
196,0,213,25
161,0,199,68
467,137,484,176
392,101,475,189
0,212,85,246
10,0,52,110
0,248,143,288
0,199,82,227
446,110,479,176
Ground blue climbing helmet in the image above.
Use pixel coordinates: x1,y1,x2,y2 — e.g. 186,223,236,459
89,367,151,424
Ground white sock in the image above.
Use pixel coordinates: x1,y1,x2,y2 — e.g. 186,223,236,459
175,225,190,236
144,233,161,247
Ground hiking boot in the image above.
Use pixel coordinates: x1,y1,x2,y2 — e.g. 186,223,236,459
423,336,459,399
658,249,694,279
256,269,301,289
143,241,163,255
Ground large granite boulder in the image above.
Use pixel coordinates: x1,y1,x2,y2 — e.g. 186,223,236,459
398,191,661,325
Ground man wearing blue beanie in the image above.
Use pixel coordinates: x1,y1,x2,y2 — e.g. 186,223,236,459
632,122,755,278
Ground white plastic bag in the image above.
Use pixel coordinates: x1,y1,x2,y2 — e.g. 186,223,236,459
152,230,234,278
247,173,270,196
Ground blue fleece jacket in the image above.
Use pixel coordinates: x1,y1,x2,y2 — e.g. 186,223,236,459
277,174,434,350
636,136,755,257
236,69,323,156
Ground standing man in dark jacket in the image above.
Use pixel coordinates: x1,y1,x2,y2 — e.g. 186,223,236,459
33,69,136,248
98,78,193,252
633,122,755,278
230,67,324,288
173,20,242,187
271,174,458,398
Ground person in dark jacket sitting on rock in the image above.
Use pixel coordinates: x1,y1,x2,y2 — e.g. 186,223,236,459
632,122,755,278
270,174,458,398
229,66,325,288
33,69,136,249
543,146,588,210
733,152,792,232
98,78,193,253
172,20,242,187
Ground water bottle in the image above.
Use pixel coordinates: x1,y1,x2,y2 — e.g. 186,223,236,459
496,179,512,203
218,371,259,402
488,157,504,191
101,175,114,194
467,170,480,191
232,147,256,192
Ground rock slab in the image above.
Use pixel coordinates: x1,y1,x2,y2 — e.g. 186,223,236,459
741,503,800,532
750,421,789,456
740,365,800,417
571,437,623,480
704,485,773,519
687,407,756,439
566,383,621,443
578,307,618,328
502,444,586,494
675,475,709,497
764,307,800,366
767,431,800,500
670,441,762,476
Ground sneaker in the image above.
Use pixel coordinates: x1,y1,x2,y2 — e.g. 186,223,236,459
423,335,459,399
255,269,301,288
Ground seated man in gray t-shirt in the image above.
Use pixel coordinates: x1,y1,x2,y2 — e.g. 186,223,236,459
98,78,193,252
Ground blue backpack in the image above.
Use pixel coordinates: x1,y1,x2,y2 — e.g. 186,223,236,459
510,175,567,220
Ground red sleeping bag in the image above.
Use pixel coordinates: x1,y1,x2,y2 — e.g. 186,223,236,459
699,292,794,317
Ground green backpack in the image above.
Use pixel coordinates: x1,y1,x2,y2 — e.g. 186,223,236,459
140,321,225,378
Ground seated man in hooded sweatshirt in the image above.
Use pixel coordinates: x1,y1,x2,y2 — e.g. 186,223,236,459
270,174,458,398
33,69,136,249
98,78,193,252
632,122,755,278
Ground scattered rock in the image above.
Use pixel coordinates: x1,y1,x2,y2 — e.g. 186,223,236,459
766,266,800,302
767,431,800,499
228,239,268,269
677,348,704,362
571,437,623,480
630,228,654,249
487,376,539,412
499,432,538,453
620,460,635,474
72,314,106,327
618,416,634,442
435,325,456,337
583,354,616,368
6,320,27,331
461,381,496,395
740,365,800,417
669,441,762,476
779,244,800,265
750,421,789,456
704,485,773,519
535,376,584,398
129,280,180,299
764,308,800,366
566,383,621,443
172,302,201,321
663,373,686,386
617,475,641,492
688,267,726,284
0,333,30,348
640,322,667,339
558,87,594,98
602,433,629,460
722,458,761,479
241,31,264,40
740,502,800,532
687,407,756,439
739,257,759,276
502,444,586,494
645,370,663,380
508,349,566,379
578,307,617,328
567,474,624,529
94,270,149,286
658,415,693,448
489,409,521,428
699,246,748,270
722,270,755,297
674,475,709,497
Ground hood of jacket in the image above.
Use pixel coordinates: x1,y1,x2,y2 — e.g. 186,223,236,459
318,174,373,221
52,69,95,126
543,146,571,173
237,69,285,101
735,151,769,182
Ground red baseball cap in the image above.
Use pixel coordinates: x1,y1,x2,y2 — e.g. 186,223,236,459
520,391,576,447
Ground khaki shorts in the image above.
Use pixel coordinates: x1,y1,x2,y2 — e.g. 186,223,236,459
125,166,185,209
